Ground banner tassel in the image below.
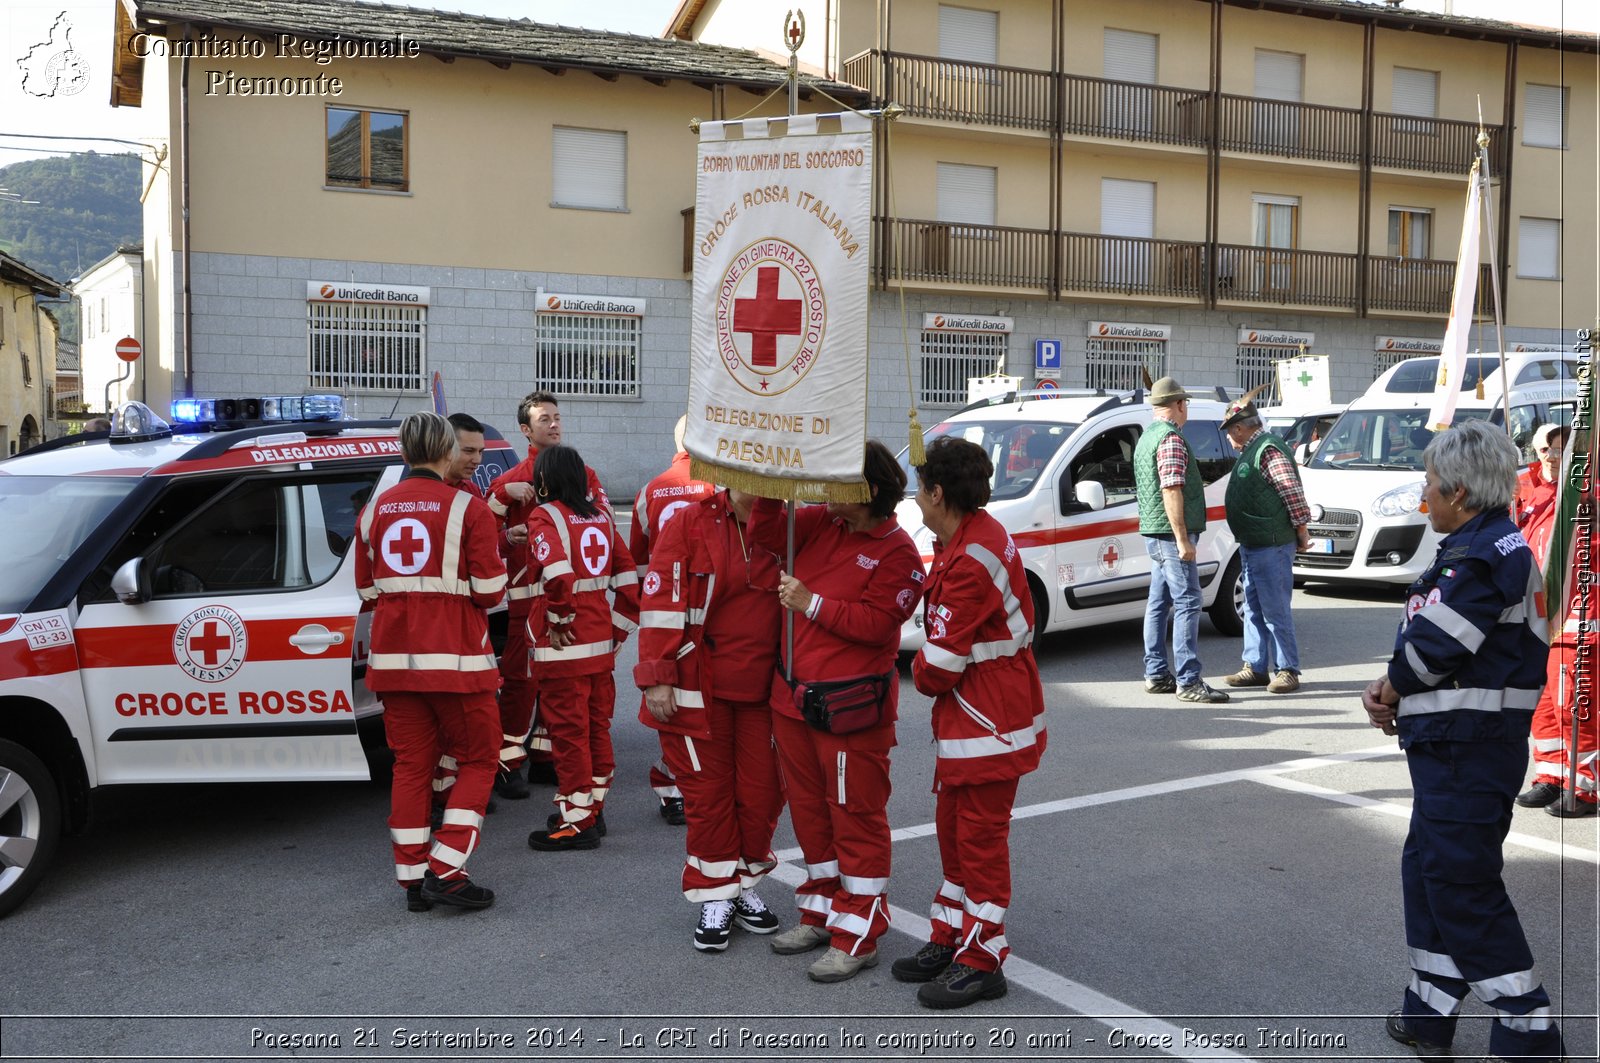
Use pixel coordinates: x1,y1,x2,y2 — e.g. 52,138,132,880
908,408,927,467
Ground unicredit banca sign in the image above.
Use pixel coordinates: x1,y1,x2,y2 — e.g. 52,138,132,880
538,289,647,316
307,282,430,305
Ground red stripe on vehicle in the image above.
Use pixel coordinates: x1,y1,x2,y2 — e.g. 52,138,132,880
0,638,79,679
76,616,357,669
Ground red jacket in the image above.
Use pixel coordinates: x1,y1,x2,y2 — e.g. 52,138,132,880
1513,461,1558,532
524,501,640,678
634,492,784,736
912,510,1046,785
355,470,507,693
629,451,715,577
488,452,608,615
749,499,923,723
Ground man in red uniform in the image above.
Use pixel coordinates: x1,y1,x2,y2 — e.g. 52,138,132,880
1513,424,1566,532
630,416,715,825
486,392,608,799
355,412,507,910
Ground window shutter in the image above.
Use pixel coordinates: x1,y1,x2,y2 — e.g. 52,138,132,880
1103,29,1158,84
1100,179,1155,238
937,163,996,227
552,127,627,210
1518,217,1561,279
938,5,997,65
1523,84,1566,147
1254,50,1303,102
1391,67,1438,117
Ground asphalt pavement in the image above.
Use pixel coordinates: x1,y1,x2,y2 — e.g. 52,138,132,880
1,581,1595,1063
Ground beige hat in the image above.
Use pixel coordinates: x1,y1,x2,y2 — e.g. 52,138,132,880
1149,377,1191,407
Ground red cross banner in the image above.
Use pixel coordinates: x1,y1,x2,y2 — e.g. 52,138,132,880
687,111,874,501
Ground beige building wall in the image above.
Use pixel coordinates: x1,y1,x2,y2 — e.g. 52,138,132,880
1066,0,1211,89
881,0,1057,73
885,129,1050,225
1218,7,1364,108
0,281,58,454
1371,31,1507,123
73,253,144,413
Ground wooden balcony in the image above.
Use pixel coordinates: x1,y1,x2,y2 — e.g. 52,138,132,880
1214,244,1358,308
842,51,1504,174
1061,233,1209,298
884,218,1053,289
1366,259,1497,313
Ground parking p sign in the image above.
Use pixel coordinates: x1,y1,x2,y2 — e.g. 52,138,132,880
1034,338,1062,379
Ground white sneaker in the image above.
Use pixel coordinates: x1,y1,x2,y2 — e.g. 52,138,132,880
693,900,734,952
733,889,780,934
770,922,831,955
807,946,879,982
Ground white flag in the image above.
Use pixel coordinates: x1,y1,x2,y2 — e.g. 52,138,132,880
686,112,873,501
1426,164,1483,431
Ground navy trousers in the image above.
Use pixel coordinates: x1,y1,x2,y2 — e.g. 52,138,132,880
1400,738,1563,1061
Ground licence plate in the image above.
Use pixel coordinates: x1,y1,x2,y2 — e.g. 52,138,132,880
1306,537,1334,554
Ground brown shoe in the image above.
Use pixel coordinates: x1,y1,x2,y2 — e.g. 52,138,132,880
1224,665,1269,687
1267,670,1300,693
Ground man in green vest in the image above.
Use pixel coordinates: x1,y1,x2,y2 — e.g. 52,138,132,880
1221,394,1311,694
1136,377,1229,703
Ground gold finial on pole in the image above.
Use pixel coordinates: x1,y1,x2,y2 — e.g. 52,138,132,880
882,101,906,121
688,117,702,133
783,10,806,116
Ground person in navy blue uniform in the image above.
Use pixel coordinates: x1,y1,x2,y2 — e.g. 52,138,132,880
1363,420,1563,1063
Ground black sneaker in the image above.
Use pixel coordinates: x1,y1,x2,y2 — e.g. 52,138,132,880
405,885,432,912
1516,781,1563,808
659,796,687,825
694,900,735,952
546,810,607,837
891,941,957,983
1176,681,1230,704
1384,1010,1453,1063
527,823,601,851
526,760,559,785
732,890,780,934
1144,674,1177,694
493,766,530,800
915,962,1007,1009
420,870,494,910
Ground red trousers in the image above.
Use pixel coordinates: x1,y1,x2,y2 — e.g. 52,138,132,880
542,672,616,830
384,690,497,886
928,777,1019,972
772,712,892,954
497,611,551,770
649,760,681,801
658,699,783,902
1529,634,1599,804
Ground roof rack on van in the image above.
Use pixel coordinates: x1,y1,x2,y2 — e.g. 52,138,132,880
956,386,1136,415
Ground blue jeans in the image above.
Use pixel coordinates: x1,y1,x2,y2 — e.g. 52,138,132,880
1143,534,1203,687
1239,541,1300,675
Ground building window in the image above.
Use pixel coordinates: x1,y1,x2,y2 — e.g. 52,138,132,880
552,127,627,211
534,313,641,399
307,301,426,393
1103,29,1158,134
1387,207,1432,259
936,162,996,238
938,5,998,65
1252,49,1303,149
1085,337,1165,391
1524,84,1567,148
326,107,408,191
20,350,32,387
1517,217,1561,280
1391,67,1439,134
920,330,1007,406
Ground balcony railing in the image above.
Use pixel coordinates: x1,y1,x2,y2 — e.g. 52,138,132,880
1061,233,1209,298
885,218,1052,289
842,51,1504,174
1366,259,1497,314
1215,244,1359,308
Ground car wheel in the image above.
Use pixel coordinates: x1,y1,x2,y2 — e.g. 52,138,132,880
1030,577,1049,641
1209,553,1244,637
0,738,62,919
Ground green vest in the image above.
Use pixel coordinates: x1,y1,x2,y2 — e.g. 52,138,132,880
1136,419,1206,536
1224,431,1298,546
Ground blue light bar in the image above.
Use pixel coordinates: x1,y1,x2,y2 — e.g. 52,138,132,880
171,395,345,425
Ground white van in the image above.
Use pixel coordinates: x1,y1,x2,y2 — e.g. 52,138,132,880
895,389,1244,651
1294,351,1578,585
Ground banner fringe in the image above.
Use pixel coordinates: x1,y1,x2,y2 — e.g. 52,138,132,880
690,459,870,503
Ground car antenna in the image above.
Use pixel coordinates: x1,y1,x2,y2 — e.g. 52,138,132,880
388,398,401,418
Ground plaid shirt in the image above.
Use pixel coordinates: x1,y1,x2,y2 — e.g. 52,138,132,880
1243,428,1312,528
1156,432,1189,489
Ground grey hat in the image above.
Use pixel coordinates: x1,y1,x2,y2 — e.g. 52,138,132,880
1149,376,1191,407
1220,397,1258,430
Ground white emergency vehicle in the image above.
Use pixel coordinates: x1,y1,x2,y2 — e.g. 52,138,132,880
0,399,517,917
1295,351,1578,585
895,389,1245,652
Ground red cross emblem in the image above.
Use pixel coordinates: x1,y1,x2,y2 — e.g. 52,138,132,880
381,518,431,574
1098,538,1123,576
734,266,802,368
188,620,232,667
392,526,425,566
578,526,610,576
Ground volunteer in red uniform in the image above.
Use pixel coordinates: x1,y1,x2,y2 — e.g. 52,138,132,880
753,441,923,983
355,412,507,911
895,436,1047,1008
1513,424,1565,532
523,445,640,852
630,415,716,826
635,487,785,951
486,392,607,798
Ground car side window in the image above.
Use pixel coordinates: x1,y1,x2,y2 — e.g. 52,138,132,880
1069,425,1141,507
1183,420,1237,483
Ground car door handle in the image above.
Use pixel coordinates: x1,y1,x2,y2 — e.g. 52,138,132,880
289,624,346,655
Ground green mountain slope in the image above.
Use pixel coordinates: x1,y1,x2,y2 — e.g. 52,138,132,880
0,152,141,286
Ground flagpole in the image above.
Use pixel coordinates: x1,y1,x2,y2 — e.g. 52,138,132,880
1472,114,1512,433
782,10,805,685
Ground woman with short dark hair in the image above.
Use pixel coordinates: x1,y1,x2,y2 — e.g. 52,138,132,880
892,435,1047,1008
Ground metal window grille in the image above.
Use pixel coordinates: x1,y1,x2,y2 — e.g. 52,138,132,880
306,301,426,394
534,313,641,399
919,330,1008,406
1236,345,1284,404
1084,337,1165,391
1373,348,1425,380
